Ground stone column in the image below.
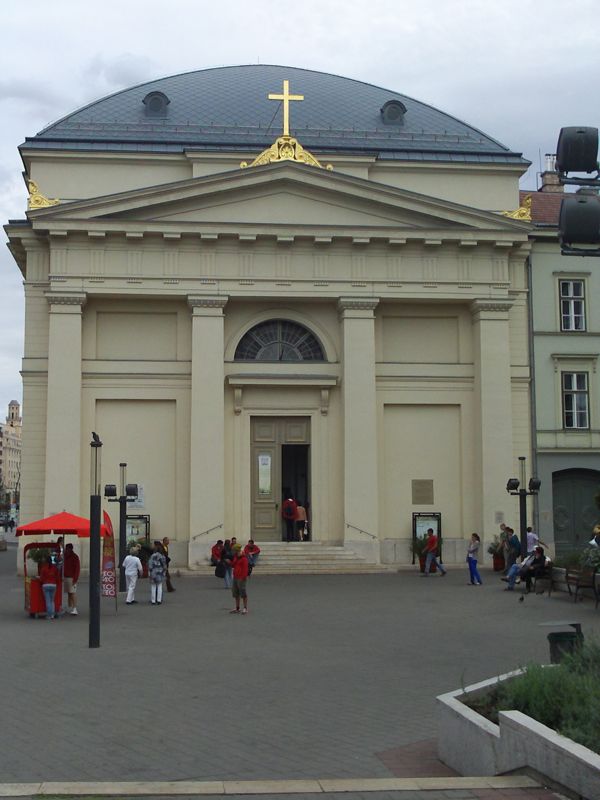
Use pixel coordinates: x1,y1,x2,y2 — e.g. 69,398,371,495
338,297,379,557
470,299,515,539
188,295,228,561
44,292,86,515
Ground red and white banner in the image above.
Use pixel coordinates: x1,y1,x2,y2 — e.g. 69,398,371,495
101,511,117,598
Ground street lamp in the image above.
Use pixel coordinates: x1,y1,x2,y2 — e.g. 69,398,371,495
89,432,102,649
104,464,138,593
506,456,541,559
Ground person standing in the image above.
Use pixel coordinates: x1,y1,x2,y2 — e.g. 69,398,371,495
505,528,521,572
221,539,234,588
148,541,167,605
295,504,308,541
466,533,482,585
526,526,548,555
39,556,60,620
422,528,447,576
281,494,298,542
162,536,175,592
230,543,249,614
122,546,143,605
63,543,81,615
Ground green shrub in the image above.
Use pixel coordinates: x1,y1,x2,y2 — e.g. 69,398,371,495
488,640,600,755
552,550,583,569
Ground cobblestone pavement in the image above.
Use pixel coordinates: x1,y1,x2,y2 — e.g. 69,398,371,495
2,544,598,788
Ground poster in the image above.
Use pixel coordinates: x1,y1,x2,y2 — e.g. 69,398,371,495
101,511,117,598
258,454,271,495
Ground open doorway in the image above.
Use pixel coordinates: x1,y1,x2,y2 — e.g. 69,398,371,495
282,444,310,541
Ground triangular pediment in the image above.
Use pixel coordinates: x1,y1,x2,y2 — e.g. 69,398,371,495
28,162,530,236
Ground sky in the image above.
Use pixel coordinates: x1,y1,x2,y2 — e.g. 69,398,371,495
1,0,599,416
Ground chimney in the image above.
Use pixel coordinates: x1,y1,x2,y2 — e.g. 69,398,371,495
540,153,563,193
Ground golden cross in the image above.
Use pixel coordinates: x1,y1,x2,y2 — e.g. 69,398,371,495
268,79,304,137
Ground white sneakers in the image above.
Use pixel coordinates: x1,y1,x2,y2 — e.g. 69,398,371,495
69,608,78,615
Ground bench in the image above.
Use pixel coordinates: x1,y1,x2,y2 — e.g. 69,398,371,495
531,562,553,595
565,567,596,602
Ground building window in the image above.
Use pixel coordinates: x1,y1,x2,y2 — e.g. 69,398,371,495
560,280,585,331
235,320,325,362
562,372,589,429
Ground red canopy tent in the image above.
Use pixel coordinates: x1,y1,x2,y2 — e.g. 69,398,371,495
17,511,109,538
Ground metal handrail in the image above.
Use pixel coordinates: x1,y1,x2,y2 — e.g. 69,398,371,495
345,522,377,540
191,523,223,541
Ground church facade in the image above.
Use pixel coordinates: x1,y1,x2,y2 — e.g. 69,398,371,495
5,65,532,566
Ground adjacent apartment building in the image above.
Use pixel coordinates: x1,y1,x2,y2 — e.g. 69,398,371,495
527,158,600,555
0,400,22,509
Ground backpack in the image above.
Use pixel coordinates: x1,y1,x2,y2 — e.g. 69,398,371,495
214,561,226,578
282,500,295,519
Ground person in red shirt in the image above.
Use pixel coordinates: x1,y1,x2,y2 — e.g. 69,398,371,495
63,543,81,616
210,539,224,566
39,556,60,620
230,543,249,614
281,494,298,542
243,539,260,567
422,528,447,577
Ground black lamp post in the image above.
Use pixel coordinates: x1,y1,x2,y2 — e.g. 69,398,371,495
506,456,541,559
89,432,102,649
104,465,138,593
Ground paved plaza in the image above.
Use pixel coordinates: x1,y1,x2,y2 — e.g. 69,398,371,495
2,543,599,795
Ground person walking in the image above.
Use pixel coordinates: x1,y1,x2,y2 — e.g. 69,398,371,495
63,543,81,615
122,546,143,605
230,543,249,615
466,533,482,585
281,493,298,542
148,541,167,605
161,536,175,592
421,528,447,576
39,556,60,620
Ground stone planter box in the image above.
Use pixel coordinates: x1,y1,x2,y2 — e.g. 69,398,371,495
437,671,600,800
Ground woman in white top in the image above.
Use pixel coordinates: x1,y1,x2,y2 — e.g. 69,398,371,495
122,547,143,604
467,533,482,586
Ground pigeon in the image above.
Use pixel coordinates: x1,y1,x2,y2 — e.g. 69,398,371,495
519,595,524,602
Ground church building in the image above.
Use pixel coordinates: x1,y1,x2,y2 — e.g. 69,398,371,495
4,65,533,567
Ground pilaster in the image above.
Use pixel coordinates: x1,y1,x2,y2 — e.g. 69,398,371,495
338,297,379,552
44,292,86,515
188,295,228,558
470,298,515,541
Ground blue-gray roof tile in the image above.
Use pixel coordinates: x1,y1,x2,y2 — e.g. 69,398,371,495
22,65,527,165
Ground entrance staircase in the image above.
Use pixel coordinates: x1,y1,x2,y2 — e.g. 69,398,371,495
184,542,397,575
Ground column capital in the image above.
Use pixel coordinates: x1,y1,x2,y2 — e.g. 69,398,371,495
188,294,228,313
44,291,86,309
470,298,513,319
338,297,379,317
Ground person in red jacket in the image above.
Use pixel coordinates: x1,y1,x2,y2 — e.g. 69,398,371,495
63,543,81,616
210,539,224,566
422,528,447,577
281,494,298,542
39,556,60,620
243,539,260,567
230,543,249,615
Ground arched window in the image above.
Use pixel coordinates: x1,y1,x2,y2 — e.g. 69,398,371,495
235,320,325,362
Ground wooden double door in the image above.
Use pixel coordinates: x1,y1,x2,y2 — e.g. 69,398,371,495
251,416,310,541
552,468,600,554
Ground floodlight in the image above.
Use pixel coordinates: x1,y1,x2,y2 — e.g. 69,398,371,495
506,478,520,492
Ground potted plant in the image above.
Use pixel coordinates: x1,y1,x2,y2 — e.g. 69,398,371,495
487,535,505,572
410,535,436,573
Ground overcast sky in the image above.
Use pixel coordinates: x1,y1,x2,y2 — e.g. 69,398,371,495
1,0,599,416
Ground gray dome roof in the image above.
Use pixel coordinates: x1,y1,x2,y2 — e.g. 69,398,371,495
24,65,525,164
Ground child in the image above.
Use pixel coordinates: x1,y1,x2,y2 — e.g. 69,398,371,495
467,533,482,585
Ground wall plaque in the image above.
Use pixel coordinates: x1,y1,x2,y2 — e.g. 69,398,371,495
412,479,434,505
